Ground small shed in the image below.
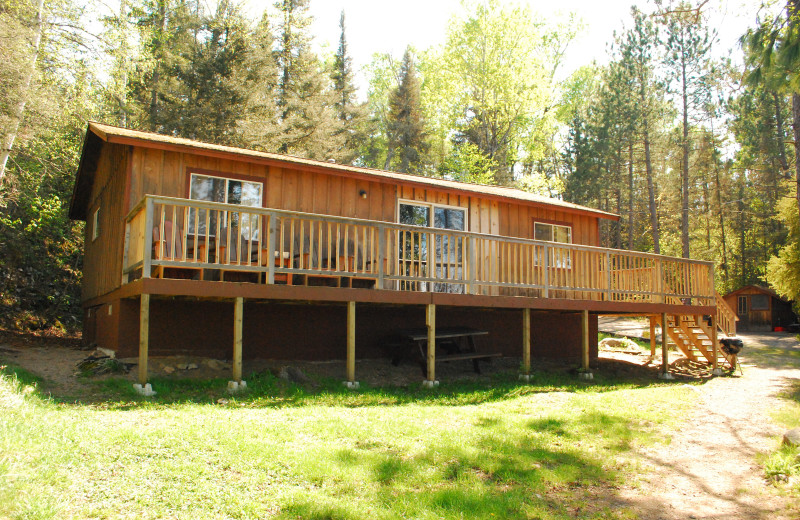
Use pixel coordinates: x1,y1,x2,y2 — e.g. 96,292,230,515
723,285,797,332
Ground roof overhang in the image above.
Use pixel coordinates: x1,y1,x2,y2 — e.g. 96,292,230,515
69,121,620,222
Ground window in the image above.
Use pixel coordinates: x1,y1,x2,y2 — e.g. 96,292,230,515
750,294,769,311
189,173,263,239
534,222,572,244
91,208,100,242
534,221,572,268
398,201,466,293
737,296,747,316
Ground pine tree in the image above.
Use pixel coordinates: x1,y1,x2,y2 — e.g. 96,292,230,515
385,47,428,174
271,0,344,159
660,2,712,259
330,11,365,164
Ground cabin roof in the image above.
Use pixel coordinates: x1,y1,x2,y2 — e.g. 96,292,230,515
724,285,791,302
70,121,620,221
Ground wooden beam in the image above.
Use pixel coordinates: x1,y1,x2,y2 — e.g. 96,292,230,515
233,297,243,382
710,314,718,372
138,293,150,385
582,310,590,371
522,308,531,374
426,303,436,382
649,316,656,357
347,301,356,382
661,312,669,375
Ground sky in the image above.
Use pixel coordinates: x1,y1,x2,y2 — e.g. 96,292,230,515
268,0,769,97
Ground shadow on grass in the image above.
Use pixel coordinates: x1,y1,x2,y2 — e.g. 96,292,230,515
282,410,640,519
1,361,697,410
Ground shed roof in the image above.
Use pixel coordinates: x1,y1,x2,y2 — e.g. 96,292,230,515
724,285,792,302
70,121,620,221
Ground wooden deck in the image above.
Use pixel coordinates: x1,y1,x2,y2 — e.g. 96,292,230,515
121,195,716,308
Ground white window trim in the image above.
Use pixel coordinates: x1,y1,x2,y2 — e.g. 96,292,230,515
91,207,100,242
533,221,572,244
396,199,468,230
189,172,264,206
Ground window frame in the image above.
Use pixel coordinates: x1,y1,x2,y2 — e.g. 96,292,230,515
737,296,748,316
397,199,467,231
533,221,573,244
187,171,264,239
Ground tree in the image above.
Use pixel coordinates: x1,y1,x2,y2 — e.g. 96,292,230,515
0,0,46,189
432,0,573,185
659,1,713,259
330,11,365,164
271,0,344,159
385,47,428,173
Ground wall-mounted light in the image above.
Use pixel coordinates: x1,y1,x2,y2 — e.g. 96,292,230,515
359,190,367,199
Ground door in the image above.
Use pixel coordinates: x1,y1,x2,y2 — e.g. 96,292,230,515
737,296,750,331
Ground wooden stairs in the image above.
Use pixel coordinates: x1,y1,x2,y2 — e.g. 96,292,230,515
656,292,739,370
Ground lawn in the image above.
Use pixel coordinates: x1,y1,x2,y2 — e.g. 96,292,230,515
1,364,694,520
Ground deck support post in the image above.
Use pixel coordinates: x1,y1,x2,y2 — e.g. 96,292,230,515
659,312,674,380
710,314,723,376
228,297,246,393
343,301,359,389
423,303,438,387
520,308,532,382
579,310,593,380
649,316,656,357
133,294,155,396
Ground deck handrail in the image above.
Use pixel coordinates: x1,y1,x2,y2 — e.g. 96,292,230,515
715,291,738,336
122,195,716,305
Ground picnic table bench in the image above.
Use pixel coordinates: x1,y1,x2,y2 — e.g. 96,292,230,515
391,326,501,375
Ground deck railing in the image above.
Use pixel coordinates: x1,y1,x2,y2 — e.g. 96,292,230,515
122,195,715,306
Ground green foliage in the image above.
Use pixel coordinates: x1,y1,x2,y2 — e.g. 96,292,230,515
768,192,800,305
386,47,428,174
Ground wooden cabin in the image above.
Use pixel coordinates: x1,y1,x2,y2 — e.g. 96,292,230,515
723,285,796,332
69,122,733,388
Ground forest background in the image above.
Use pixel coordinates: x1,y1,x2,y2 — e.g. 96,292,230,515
0,0,798,333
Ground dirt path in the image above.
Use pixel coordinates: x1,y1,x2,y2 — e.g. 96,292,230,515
614,329,800,519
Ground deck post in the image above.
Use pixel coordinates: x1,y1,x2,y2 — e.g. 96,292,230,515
228,297,246,393
605,251,612,301
649,316,656,357
133,293,155,396
659,312,674,380
344,301,359,389
267,213,277,284
377,226,385,289
423,303,438,387
468,236,477,295
543,243,550,298
520,308,532,382
710,314,723,376
579,310,593,380
142,198,154,278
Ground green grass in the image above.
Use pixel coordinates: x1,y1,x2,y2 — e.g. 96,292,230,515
0,363,692,520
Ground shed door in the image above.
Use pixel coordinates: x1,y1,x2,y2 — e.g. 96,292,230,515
737,296,750,331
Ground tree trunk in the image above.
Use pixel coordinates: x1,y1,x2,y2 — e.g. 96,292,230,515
0,0,46,189
681,55,691,259
628,143,634,250
773,91,790,177
715,165,729,286
643,116,660,254
793,91,800,226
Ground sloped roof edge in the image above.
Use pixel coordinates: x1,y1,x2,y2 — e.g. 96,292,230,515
70,121,620,221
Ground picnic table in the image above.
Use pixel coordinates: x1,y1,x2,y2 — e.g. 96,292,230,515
391,326,501,375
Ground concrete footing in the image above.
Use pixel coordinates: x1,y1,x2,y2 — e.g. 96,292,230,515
518,374,534,383
422,380,440,388
711,368,725,376
658,372,675,380
133,383,156,396
342,381,360,390
227,380,247,393
578,372,594,381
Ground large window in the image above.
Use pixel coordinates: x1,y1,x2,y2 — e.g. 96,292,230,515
750,294,769,311
534,222,572,244
189,173,263,239
398,201,466,293
534,221,572,268
737,296,747,316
